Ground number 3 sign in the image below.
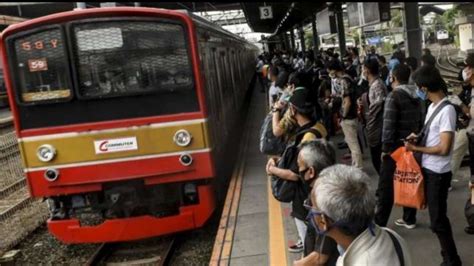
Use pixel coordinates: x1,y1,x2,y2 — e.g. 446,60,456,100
259,6,273,20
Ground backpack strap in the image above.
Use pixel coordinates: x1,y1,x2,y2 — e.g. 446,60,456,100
294,127,322,145
419,100,451,142
386,229,405,266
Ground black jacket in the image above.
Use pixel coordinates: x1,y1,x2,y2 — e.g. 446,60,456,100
381,85,423,153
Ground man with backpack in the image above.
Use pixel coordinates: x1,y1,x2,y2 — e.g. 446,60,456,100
404,65,462,266
327,59,363,168
293,140,339,266
266,88,327,253
374,64,422,228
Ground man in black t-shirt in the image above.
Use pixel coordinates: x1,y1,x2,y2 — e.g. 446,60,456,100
327,59,363,168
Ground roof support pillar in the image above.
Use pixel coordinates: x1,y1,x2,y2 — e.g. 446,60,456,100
283,32,290,52
403,2,422,60
299,24,306,54
334,3,346,57
311,14,319,52
290,29,296,52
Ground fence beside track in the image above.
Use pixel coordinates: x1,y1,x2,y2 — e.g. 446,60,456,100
0,130,48,255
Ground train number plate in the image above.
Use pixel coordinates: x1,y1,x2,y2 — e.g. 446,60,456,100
94,137,138,154
28,58,48,72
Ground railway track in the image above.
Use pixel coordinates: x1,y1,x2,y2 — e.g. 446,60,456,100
0,185,31,222
435,47,463,89
86,237,176,266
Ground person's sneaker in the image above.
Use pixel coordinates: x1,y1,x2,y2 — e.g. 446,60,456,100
465,226,474,235
394,218,416,229
288,240,303,253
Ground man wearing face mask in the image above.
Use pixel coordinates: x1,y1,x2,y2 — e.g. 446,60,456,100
267,88,328,253
293,140,338,266
375,64,422,228
404,65,462,266
343,56,357,80
361,59,387,173
460,53,474,235
327,59,363,168
309,165,412,266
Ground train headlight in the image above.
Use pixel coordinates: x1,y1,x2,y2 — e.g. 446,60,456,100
36,144,56,162
173,130,192,147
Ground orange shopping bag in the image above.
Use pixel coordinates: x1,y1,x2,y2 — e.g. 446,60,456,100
391,147,426,209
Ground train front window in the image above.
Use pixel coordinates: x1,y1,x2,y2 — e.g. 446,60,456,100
72,21,194,99
11,28,72,103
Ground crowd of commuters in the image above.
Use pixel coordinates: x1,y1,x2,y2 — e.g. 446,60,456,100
258,45,474,266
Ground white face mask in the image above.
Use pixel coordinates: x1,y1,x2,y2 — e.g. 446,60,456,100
462,67,472,82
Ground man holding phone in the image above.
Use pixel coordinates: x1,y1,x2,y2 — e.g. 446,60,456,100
403,65,461,266
375,64,422,228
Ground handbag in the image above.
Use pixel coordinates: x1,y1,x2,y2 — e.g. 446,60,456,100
391,147,426,209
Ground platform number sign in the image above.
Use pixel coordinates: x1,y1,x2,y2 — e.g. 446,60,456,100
260,6,273,20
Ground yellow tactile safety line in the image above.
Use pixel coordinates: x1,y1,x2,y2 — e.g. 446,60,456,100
268,177,288,266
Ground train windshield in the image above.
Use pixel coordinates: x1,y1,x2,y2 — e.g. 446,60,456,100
73,21,194,99
7,19,200,129
12,28,72,103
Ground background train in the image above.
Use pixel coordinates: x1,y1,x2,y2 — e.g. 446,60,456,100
0,7,259,243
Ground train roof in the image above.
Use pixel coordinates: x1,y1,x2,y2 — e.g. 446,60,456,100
182,10,257,47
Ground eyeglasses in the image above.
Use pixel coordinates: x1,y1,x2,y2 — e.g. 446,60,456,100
303,198,312,210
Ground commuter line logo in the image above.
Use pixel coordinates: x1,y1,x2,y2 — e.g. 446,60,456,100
94,137,138,154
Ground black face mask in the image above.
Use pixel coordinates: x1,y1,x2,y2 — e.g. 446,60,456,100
299,168,314,188
299,168,309,178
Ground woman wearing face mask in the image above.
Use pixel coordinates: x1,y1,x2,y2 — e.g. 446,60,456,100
266,88,328,254
309,165,413,266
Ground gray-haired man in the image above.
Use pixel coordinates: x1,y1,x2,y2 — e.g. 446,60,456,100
293,140,338,265
309,165,412,266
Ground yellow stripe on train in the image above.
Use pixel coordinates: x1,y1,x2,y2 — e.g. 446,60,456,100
20,120,210,168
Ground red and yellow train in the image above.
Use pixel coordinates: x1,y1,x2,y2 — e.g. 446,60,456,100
0,7,258,243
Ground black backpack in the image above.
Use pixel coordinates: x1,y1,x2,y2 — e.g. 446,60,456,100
271,127,322,202
259,111,287,156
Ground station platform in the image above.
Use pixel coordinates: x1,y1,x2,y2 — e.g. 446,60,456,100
210,86,474,266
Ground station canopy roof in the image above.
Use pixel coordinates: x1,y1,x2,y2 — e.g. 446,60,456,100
0,2,242,19
241,2,326,34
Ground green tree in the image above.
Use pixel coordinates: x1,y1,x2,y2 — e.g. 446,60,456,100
432,7,460,46
390,8,403,28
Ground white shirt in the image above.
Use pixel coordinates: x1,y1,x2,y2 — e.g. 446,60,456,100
421,98,456,173
336,226,412,266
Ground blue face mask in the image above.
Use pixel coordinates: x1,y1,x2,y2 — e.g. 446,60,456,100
416,87,427,100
